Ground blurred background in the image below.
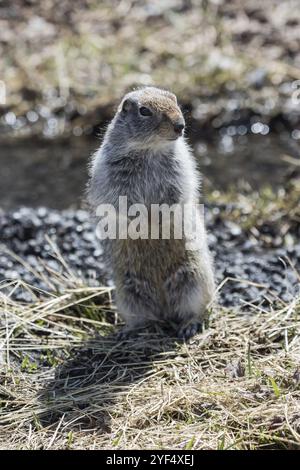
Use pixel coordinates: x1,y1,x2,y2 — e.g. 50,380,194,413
0,0,300,209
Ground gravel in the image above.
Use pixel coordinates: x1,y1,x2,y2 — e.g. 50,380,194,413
0,206,299,307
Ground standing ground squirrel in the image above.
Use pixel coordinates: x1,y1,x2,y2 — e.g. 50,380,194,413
88,86,215,340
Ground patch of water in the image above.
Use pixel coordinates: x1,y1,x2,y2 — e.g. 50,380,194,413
0,132,299,209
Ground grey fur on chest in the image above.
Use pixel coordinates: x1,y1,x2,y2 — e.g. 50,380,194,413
104,150,183,206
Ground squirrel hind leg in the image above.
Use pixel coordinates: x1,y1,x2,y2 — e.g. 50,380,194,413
173,293,212,341
116,317,167,341
116,322,150,341
175,317,209,342
164,266,215,340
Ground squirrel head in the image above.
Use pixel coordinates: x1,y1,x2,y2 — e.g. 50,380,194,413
115,87,185,149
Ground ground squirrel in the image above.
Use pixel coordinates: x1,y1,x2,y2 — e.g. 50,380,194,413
88,86,215,339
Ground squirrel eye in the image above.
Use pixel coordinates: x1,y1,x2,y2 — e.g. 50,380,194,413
139,106,152,117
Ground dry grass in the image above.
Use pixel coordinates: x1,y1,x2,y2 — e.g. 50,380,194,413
0,254,299,450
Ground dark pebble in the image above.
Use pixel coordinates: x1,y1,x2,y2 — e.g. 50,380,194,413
0,206,299,307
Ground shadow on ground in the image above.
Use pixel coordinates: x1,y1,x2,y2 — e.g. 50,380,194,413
38,327,179,435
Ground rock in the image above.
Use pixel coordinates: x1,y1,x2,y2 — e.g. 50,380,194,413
0,206,299,307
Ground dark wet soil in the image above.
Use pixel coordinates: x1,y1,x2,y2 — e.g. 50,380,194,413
1,131,299,210
0,137,95,210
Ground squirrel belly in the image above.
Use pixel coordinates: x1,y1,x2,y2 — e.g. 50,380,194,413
87,87,215,339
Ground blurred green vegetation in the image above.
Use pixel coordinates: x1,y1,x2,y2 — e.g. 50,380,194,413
1,0,300,132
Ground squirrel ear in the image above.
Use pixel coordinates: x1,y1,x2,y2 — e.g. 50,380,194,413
120,98,134,113
168,93,177,104
160,89,177,103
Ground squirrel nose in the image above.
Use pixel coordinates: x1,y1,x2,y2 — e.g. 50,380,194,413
173,121,185,135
